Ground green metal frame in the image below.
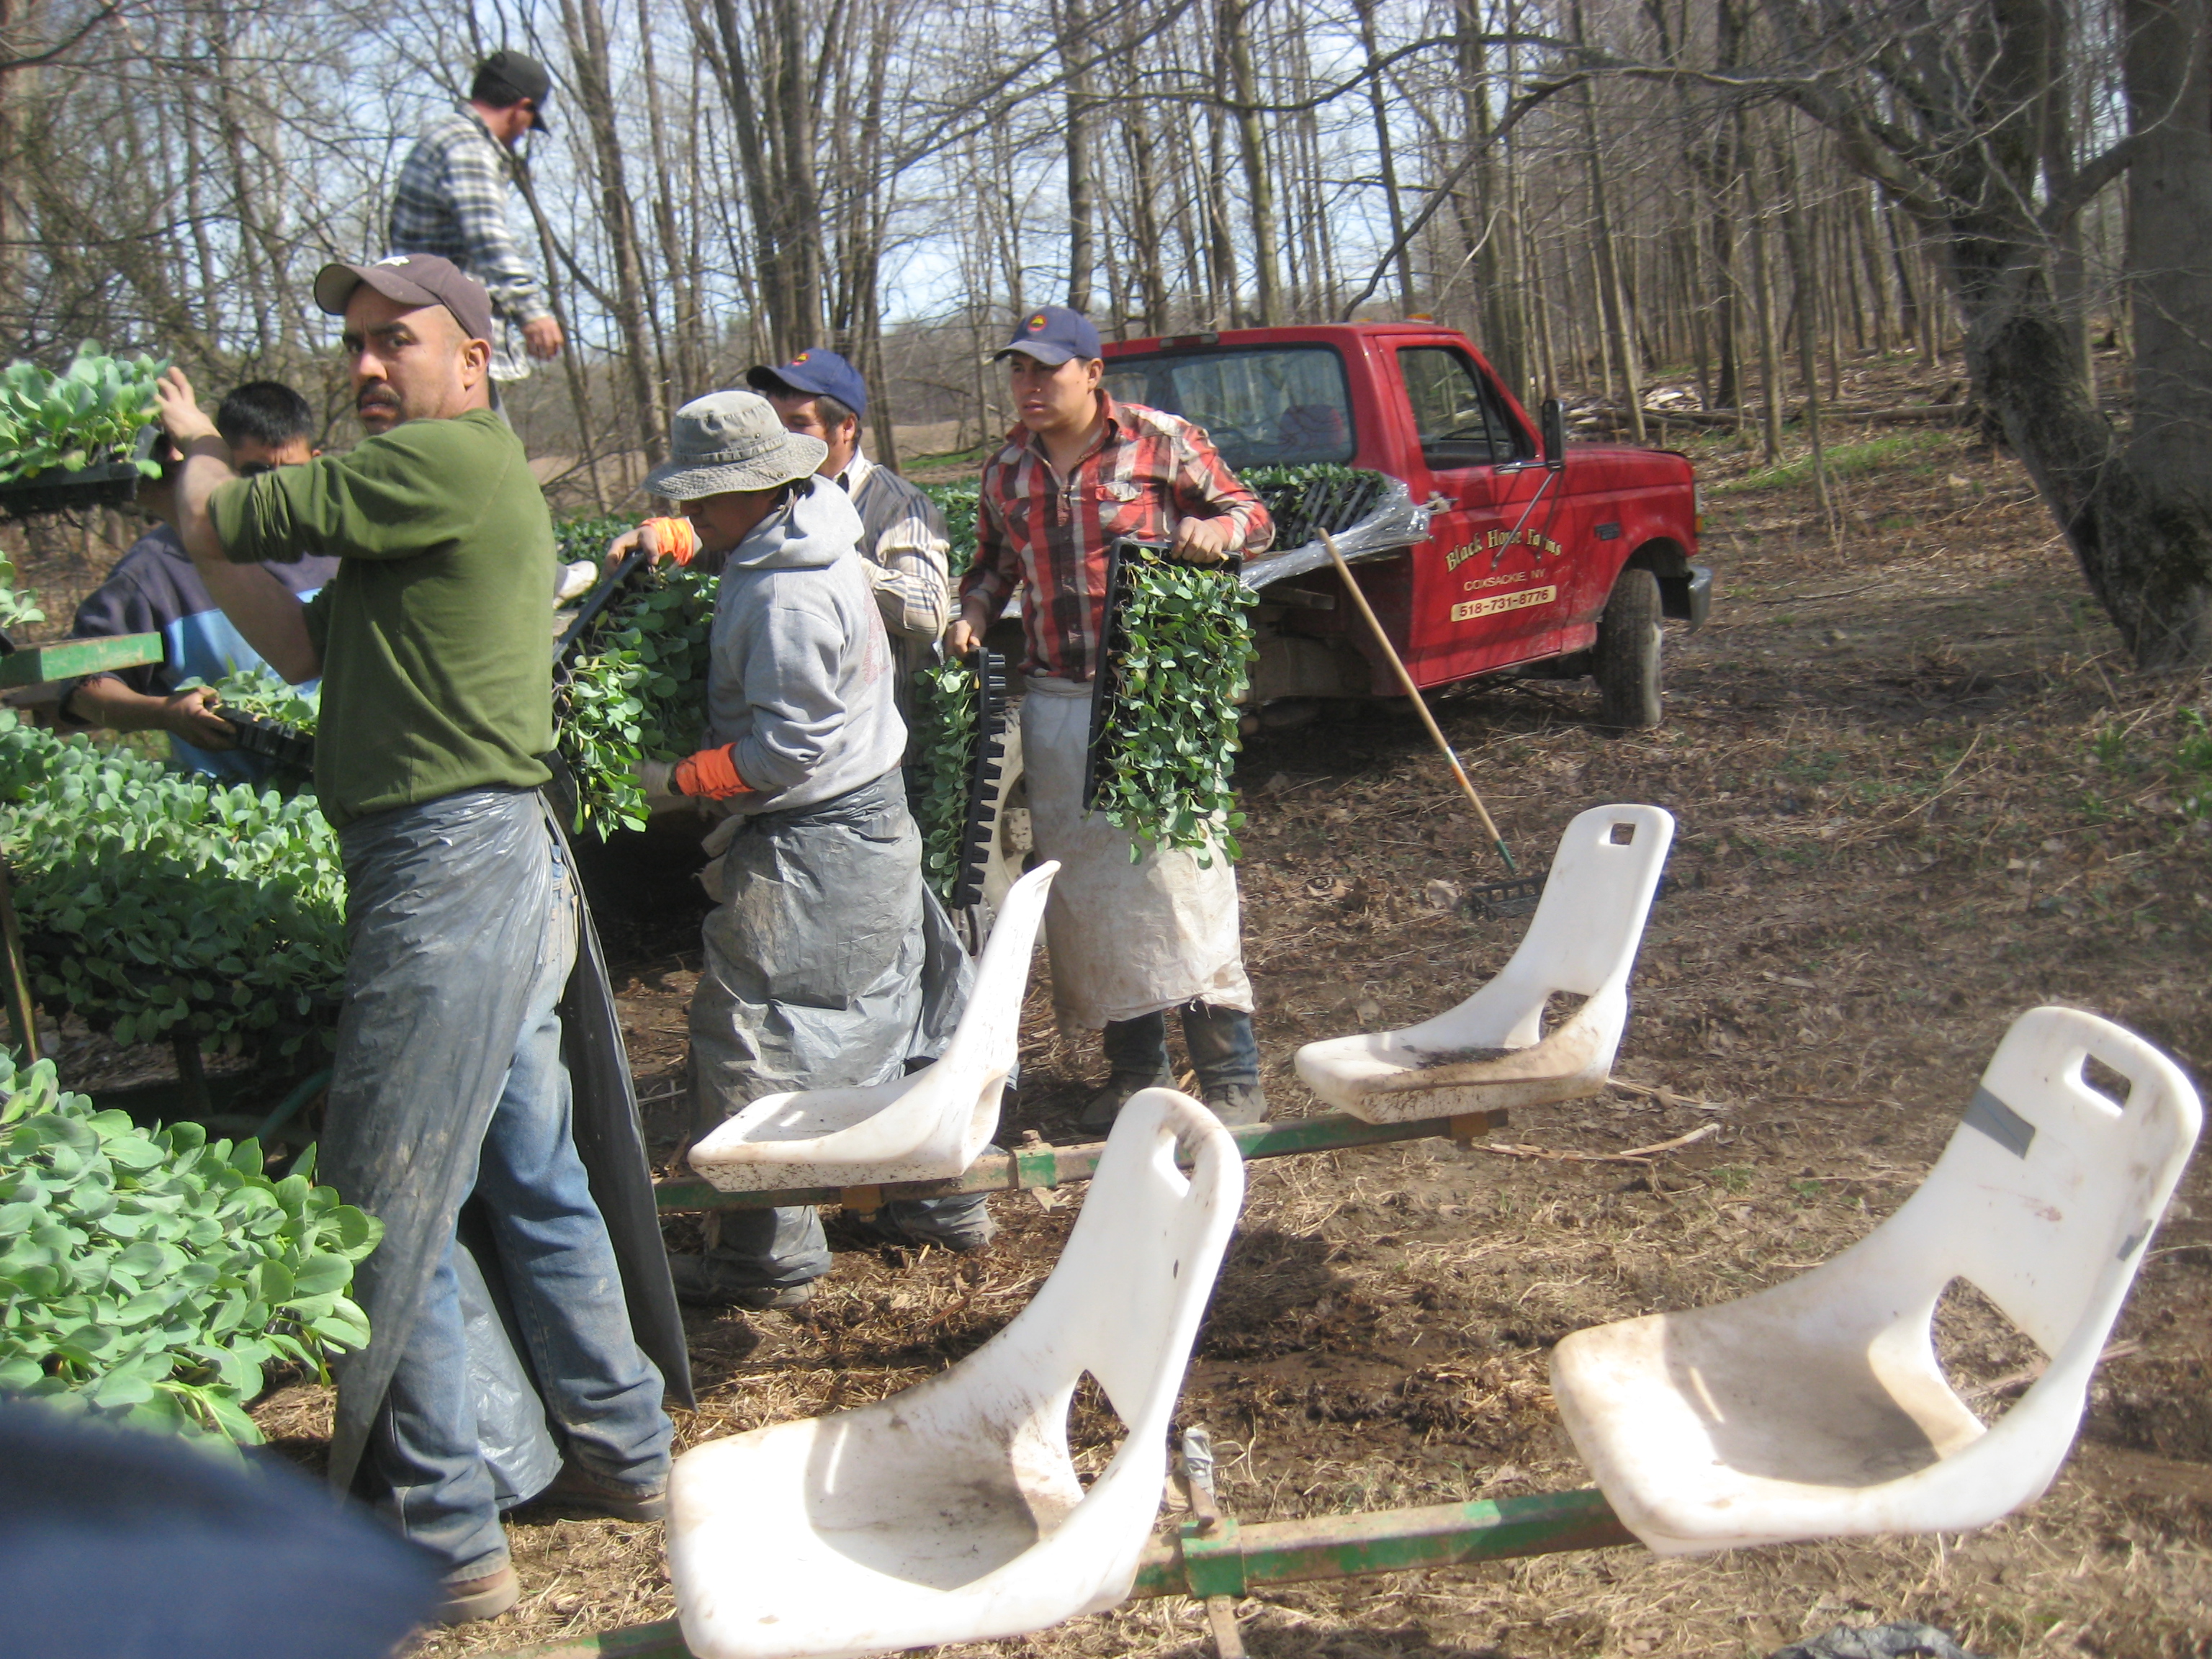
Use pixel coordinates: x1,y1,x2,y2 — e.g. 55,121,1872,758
0,631,164,688
654,1107,1508,1214
480,1487,1636,1658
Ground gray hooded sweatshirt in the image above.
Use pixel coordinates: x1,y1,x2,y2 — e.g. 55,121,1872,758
706,475,907,814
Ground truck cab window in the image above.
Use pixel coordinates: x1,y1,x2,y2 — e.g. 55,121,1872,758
1397,346,1522,469
1103,346,1356,472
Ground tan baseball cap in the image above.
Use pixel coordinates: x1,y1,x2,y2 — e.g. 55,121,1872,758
313,255,495,345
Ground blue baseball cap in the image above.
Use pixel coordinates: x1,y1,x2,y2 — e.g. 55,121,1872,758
746,347,868,419
996,305,1102,366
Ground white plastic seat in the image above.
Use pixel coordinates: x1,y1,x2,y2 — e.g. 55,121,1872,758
1294,804,1673,1121
1550,1005,2201,1556
667,1087,1245,1659
687,861,1059,1191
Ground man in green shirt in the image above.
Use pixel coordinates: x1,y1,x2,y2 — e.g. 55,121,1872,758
155,255,672,1625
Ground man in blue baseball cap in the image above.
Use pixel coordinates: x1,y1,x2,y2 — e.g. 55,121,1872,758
996,302,1104,364
746,348,951,729
948,304,1274,1133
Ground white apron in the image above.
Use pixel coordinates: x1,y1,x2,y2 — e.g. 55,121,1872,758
1020,676,1255,1029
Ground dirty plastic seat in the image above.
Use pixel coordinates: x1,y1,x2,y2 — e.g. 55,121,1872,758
667,1087,1245,1659
1550,1005,2201,1555
1294,804,1673,1121
687,862,1058,1191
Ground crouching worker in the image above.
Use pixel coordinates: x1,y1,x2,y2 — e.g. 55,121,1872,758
624,392,991,1309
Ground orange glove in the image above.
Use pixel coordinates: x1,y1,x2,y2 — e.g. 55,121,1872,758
673,744,752,800
643,516,700,567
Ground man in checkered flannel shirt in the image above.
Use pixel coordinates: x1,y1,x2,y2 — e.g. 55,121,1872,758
387,52,565,390
950,306,1274,1133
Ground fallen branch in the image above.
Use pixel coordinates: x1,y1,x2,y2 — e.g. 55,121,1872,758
1607,1078,1730,1113
1472,1121,1720,1166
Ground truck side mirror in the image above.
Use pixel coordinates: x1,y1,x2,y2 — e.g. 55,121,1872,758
1540,397,1567,471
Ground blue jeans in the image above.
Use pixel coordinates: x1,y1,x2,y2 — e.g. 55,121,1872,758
1103,1002,1261,1089
370,824,671,1578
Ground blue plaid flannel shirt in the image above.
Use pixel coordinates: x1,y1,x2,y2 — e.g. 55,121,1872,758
387,108,550,381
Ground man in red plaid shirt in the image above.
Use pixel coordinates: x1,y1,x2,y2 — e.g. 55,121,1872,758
950,305,1274,1131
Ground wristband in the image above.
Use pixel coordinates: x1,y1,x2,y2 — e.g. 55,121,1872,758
673,744,751,801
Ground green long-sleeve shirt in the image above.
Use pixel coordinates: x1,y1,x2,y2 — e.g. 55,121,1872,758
207,408,554,830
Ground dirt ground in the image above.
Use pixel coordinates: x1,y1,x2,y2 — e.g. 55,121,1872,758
16,359,2210,1657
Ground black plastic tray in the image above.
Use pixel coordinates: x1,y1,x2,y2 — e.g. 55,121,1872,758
950,649,1010,911
221,709,315,775
0,457,145,521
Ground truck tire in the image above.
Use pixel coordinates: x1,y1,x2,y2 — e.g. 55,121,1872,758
1593,566,1663,729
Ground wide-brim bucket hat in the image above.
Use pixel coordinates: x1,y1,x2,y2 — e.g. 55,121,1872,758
642,390,827,501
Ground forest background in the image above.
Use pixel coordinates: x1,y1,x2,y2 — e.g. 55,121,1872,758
0,0,2206,665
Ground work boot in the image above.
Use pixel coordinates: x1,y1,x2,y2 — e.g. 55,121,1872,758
438,1563,521,1625
858,1192,999,1251
1079,1064,1174,1134
531,1460,670,1522
1176,1002,1267,1125
1202,1079,1271,1127
667,1254,817,1310
1084,1013,1176,1134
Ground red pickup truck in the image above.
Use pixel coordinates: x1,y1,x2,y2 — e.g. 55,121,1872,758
1100,321,1709,729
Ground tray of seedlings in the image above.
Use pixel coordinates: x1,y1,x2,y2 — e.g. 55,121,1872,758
912,648,1012,910
0,346,168,520
1082,539,1258,866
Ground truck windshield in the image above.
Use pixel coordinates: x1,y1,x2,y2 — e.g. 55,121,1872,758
1104,346,1355,470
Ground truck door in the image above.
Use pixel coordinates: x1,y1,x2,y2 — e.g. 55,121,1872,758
1395,343,1565,682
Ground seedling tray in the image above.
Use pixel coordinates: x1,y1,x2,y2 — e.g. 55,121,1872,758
0,457,145,521
222,709,315,775
1081,540,1244,813
950,649,1010,910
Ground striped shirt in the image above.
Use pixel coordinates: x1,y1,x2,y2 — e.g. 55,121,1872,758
387,109,551,382
836,451,952,723
958,395,1272,682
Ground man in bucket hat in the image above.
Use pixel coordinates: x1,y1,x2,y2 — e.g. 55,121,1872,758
616,391,990,1305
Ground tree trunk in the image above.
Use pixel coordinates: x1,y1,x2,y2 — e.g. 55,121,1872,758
1576,9,1643,442
1060,0,1095,313
1219,0,1278,325
1354,0,1414,313
562,0,666,464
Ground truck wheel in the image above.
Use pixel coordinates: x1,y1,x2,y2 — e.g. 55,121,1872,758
1593,567,1663,729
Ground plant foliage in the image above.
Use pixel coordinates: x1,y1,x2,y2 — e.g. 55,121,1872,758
1092,549,1258,864
0,553,44,634
0,344,169,485
1234,463,1390,550
0,711,345,1063
204,666,320,733
916,481,980,572
911,657,979,902
556,549,718,838
0,1048,379,1449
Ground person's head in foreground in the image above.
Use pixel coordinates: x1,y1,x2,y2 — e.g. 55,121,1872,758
311,256,495,435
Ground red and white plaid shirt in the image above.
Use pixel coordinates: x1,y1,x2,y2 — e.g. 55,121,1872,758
958,395,1272,681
